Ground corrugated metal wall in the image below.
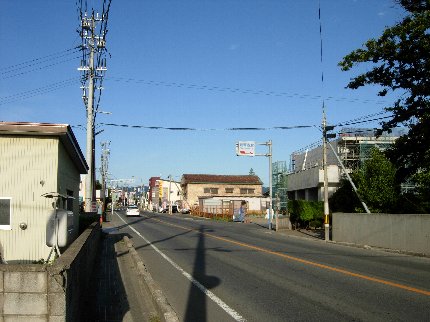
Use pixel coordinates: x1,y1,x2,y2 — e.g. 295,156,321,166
0,136,59,263
57,141,81,241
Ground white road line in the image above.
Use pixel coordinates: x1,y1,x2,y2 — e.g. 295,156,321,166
116,213,247,322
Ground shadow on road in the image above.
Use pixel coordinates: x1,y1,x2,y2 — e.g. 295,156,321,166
184,225,221,322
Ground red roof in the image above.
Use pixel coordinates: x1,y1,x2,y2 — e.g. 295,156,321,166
182,174,262,185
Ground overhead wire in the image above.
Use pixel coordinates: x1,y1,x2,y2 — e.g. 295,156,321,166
1,56,81,80
0,47,79,72
0,78,80,106
93,122,314,132
105,76,388,106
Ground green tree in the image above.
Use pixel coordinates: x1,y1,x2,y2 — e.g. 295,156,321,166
339,2,430,186
329,177,361,213
355,148,398,213
249,168,256,176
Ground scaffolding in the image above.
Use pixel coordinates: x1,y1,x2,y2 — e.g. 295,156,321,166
289,128,402,173
337,129,398,171
272,161,289,211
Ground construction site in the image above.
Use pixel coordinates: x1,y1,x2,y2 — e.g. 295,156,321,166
275,128,405,204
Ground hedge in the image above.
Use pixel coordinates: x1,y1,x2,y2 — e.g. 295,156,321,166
288,200,324,227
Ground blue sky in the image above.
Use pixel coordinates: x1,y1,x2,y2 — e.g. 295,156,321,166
0,0,406,186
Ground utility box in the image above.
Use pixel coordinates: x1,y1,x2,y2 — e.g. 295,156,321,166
46,210,74,248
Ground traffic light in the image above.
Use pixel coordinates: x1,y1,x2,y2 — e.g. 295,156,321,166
323,125,336,139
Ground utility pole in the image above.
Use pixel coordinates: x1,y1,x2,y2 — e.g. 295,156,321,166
268,140,273,231
322,110,337,241
78,9,109,212
100,141,110,214
168,175,172,215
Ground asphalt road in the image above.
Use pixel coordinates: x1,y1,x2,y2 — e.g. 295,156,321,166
111,210,430,322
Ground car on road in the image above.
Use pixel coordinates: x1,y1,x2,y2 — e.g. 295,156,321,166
126,205,140,217
161,205,179,213
180,207,190,214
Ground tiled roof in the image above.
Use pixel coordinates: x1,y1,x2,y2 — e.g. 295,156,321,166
182,174,262,185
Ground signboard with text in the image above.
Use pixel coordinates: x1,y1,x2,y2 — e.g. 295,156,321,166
236,141,256,156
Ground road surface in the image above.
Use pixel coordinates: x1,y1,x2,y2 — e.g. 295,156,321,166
111,211,430,322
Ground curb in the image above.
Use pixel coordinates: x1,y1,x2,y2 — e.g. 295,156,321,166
123,236,179,322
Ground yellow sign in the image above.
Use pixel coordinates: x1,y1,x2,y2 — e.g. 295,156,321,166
159,180,163,198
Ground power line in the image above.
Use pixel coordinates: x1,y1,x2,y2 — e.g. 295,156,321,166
334,110,392,126
0,47,79,72
0,78,80,105
0,51,80,76
1,56,81,80
105,76,389,106
94,122,313,131
336,115,392,127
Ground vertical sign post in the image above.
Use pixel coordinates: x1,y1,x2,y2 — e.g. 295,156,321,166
236,140,273,230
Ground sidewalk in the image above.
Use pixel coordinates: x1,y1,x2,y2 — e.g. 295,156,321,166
242,216,325,240
82,220,158,322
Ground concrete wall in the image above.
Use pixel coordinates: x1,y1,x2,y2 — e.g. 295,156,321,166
0,222,100,321
332,213,430,256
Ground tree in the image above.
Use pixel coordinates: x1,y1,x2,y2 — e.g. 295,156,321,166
329,178,361,213
249,168,256,176
355,148,398,213
339,2,430,186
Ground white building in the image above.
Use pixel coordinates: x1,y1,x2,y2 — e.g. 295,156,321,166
0,122,88,263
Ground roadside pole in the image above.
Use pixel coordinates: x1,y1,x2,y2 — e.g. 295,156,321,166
268,140,273,230
236,140,273,230
111,190,115,220
168,175,172,215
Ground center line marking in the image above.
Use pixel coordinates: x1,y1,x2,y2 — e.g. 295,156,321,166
116,213,247,322
148,214,430,297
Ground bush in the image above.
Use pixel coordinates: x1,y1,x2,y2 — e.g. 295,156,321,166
288,200,324,228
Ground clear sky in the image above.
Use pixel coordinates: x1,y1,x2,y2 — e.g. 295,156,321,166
0,0,406,186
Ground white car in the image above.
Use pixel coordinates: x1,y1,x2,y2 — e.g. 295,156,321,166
126,205,140,217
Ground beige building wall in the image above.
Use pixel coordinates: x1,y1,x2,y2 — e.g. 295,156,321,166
0,136,80,263
57,141,81,241
186,183,262,206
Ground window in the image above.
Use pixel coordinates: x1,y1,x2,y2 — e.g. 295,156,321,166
225,188,234,193
240,188,255,194
0,198,12,230
204,188,219,194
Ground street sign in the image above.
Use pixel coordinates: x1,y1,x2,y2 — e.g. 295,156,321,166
236,141,256,156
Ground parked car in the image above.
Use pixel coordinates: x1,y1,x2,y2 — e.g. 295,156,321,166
126,205,140,217
161,205,179,213
181,207,190,214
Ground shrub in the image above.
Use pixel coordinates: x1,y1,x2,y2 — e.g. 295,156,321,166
288,200,324,228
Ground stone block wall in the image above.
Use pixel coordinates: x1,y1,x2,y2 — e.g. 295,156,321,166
0,222,100,321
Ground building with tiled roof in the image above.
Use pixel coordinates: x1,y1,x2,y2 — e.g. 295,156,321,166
181,174,263,207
